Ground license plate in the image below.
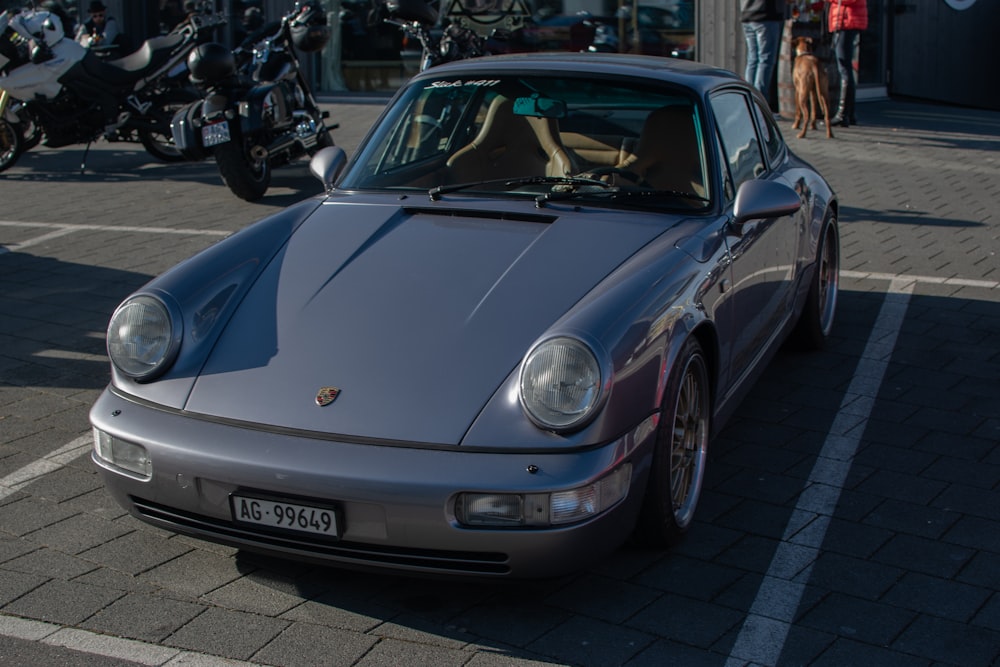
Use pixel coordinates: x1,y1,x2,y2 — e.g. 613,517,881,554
231,494,340,538
202,120,230,147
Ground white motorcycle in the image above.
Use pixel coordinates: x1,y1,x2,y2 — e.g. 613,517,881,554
0,5,223,173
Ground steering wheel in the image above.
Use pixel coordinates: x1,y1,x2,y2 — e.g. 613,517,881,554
413,114,444,145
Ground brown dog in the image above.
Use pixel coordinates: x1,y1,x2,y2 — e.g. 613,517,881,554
791,37,833,139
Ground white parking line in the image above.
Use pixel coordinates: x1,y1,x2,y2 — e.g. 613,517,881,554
0,435,91,502
0,614,261,666
3,222,997,292
725,277,916,667
0,436,264,666
842,269,998,290
0,220,230,252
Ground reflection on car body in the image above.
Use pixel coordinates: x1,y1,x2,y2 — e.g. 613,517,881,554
92,53,838,578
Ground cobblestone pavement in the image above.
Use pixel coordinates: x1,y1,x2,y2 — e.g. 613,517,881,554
0,96,998,667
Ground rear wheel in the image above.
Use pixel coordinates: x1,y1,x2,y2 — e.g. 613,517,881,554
633,337,710,547
0,119,21,173
214,137,270,201
138,89,199,163
792,212,839,350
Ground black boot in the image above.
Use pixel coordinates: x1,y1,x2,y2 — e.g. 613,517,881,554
830,85,849,127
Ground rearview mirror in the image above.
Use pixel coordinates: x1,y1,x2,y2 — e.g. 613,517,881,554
513,94,567,119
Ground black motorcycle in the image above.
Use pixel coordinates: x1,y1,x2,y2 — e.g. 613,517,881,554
0,4,224,173
379,0,490,72
170,1,335,201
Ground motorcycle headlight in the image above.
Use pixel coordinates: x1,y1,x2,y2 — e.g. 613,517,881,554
107,294,181,381
519,336,606,432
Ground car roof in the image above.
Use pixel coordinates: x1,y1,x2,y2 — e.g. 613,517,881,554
412,53,744,98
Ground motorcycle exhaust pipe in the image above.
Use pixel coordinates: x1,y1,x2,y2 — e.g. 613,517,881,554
249,121,318,160
249,144,270,161
259,134,303,158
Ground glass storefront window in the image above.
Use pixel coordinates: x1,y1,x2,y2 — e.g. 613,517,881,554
325,0,698,93
858,0,883,85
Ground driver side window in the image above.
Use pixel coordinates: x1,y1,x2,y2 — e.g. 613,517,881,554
378,87,488,171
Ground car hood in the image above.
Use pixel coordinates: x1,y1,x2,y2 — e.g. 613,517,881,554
184,199,672,444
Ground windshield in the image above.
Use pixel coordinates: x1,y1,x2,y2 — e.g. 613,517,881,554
340,73,711,210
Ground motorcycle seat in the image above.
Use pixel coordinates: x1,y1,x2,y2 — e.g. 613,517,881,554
84,33,187,88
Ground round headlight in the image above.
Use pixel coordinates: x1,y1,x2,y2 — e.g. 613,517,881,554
519,336,604,431
107,295,180,381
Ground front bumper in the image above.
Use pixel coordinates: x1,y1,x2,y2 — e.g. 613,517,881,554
90,389,657,578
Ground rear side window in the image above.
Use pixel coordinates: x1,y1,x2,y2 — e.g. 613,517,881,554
711,91,765,191
752,98,784,167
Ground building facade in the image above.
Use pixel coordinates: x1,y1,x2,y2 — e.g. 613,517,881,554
68,0,1000,110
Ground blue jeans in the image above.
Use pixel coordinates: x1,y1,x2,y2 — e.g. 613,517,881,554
743,21,784,99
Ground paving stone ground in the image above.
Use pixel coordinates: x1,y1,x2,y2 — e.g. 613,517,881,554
0,96,997,667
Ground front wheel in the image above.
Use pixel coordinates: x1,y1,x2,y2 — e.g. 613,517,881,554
0,119,21,173
214,138,270,201
633,337,711,547
314,124,335,150
138,89,200,163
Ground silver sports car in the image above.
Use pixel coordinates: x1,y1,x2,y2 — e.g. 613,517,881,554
91,53,838,578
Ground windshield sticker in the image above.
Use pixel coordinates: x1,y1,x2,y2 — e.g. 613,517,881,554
428,80,500,89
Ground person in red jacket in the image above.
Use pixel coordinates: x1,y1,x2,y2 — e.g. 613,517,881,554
827,0,867,126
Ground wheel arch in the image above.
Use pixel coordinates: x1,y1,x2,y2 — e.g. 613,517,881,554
689,320,720,417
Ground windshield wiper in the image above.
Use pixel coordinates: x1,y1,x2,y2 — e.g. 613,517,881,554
538,187,710,206
428,176,615,201
612,189,710,203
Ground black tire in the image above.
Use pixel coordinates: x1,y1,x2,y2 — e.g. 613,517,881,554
0,119,21,173
633,337,711,547
315,125,335,150
214,138,270,201
792,212,839,350
138,89,200,163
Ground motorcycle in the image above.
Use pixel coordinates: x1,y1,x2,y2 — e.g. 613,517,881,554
170,1,335,201
0,4,224,173
0,88,34,169
379,0,490,72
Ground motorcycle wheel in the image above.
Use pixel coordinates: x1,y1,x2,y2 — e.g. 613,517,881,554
138,89,200,163
315,125,335,150
214,138,270,201
0,119,21,173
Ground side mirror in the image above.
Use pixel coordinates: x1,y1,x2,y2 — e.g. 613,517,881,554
309,146,347,193
732,179,801,229
384,0,439,25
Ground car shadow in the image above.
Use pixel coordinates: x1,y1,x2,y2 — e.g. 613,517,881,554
838,204,986,228
219,285,1000,666
0,252,155,390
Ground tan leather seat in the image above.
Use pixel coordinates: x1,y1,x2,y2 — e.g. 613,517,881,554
616,105,705,196
447,96,574,183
